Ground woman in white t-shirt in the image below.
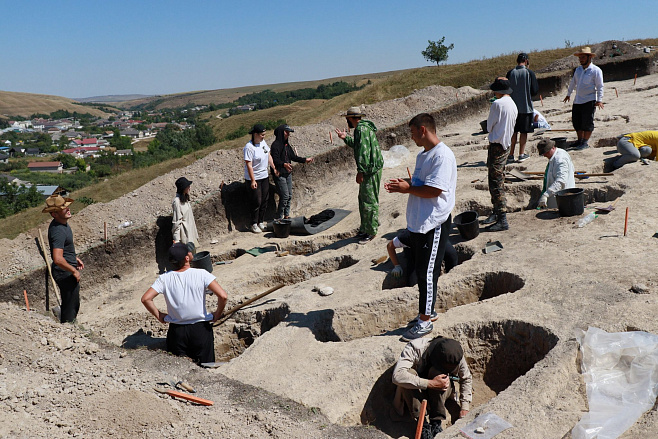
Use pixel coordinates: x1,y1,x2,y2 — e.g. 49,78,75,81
244,124,277,233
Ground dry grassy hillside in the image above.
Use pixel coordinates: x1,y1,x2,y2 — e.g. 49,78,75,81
0,90,110,118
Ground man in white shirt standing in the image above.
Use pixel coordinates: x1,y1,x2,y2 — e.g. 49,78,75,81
141,243,228,364
563,47,604,150
481,78,518,232
385,113,457,341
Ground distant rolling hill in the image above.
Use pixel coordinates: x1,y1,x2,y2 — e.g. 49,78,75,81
75,94,152,103
0,90,111,118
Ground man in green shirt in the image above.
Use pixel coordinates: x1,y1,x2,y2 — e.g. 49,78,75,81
335,107,384,244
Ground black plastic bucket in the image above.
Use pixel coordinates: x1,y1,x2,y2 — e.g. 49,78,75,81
453,210,479,241
556,188,584,217
480,120,488,133
191,251,213,273
551,137,568,149
273,219,292,238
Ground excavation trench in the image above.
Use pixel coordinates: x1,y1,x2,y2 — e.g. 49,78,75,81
310,271,525,343
361,319,559,430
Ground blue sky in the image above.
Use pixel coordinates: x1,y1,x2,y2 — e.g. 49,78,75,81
2,0,655,99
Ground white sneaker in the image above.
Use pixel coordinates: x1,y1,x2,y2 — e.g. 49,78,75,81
258,222,267,231
250,224,262,233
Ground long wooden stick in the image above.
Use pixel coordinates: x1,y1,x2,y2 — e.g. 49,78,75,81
414,399,428,439
624,207,629,236
153,388,213,406
213,283,284,327
23,289,30,312
38,229,61,307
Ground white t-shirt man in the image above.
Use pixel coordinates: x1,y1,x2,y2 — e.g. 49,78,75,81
243,140,270,180
487,95,518,149
406,142,457,234
150,268,216,324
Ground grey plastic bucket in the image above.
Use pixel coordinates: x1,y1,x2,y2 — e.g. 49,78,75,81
191,251,213,273
453,210,479,241
273,219,292,238
556,188,584,217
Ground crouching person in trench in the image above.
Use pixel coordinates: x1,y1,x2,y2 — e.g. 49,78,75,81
392,336,472,437
141,243,228,364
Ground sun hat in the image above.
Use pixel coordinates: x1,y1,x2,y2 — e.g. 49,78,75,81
341,106,365,118
537,139,555,155
428,338,464,375
249,124,266,134
489,78,513,95
574,47,597,57
175,177,192,193
42,195,74,213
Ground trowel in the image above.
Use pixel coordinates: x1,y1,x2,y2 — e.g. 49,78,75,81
484,241,503,254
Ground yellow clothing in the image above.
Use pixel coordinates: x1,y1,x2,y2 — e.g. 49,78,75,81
624,131,658,160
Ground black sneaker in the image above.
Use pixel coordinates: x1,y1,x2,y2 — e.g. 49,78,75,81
575,141,590,150
358,235,376,245
517,153,529,162
420,422,434,439
430,420,443,435
356,231,368,238
566,139,582,150
480,213,497,225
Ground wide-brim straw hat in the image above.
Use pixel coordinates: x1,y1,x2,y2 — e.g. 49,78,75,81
574,47,597,57
42,195,74,213
341,106,365,118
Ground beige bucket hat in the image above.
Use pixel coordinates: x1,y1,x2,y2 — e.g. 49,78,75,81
341,106,365,118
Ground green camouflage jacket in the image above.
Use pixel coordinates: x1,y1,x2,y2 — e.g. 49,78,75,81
343,119,384,175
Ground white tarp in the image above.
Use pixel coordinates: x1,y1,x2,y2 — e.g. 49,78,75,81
572,327,658,439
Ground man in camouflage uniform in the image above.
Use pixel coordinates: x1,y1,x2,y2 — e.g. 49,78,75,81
335,107,383,244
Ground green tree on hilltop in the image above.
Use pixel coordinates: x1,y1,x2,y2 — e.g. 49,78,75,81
422,37,454,66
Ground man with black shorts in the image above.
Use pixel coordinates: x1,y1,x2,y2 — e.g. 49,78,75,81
563,46,604,150
44,195,85,323
506,52,539,162
141,243,228,364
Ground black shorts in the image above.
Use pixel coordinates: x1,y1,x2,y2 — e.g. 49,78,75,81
166,321,215,364
513,113,534,134
572,101,596,132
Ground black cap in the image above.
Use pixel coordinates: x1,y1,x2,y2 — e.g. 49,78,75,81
428,338,464,375
249,124,266,134
175,177,192,193
282,125,294,133
168,243,190,266
517,52,529,63
490,78,513,95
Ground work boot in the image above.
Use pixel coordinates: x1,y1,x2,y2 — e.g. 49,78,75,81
480,213,497,225
420,421,434,439
430,420,443,435
485,212,508,232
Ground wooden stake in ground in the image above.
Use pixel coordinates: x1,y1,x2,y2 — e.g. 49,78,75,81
104,222,107,241
414,399,428,439
634,74,637,86
329,131,333,143
23,289,30,312
407,167,412,179
624,207,629,236
614,87,618,98
540,94,543,106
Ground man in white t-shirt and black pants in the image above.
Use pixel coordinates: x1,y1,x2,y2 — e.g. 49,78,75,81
141,243,228,364
385,113,457,341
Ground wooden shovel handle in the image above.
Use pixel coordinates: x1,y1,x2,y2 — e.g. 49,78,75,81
213,283,284,327
414,399,428,439
154,388,213,406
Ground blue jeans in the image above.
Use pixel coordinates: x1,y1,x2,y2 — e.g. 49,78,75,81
275,174,293,218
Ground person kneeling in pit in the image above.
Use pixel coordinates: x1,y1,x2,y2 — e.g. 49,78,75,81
141,243,228,364
392,336,472,437
536,139,575,209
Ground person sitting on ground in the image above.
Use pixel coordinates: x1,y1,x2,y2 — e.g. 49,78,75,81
536,139,576,209
392,336,472,438
533,109,551,129
387,228,459,280
141,243,228,364
613,130,658,169
270,124,313,220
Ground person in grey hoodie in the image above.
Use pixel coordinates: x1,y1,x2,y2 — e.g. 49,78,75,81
506,53,539,162
270,124,313,219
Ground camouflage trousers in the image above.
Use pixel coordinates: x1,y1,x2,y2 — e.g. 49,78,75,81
358,169,382,236
487,143,509,214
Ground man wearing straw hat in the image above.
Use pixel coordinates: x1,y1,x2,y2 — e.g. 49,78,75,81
335,107,384,244
43,195,84,323
563,46,604,150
